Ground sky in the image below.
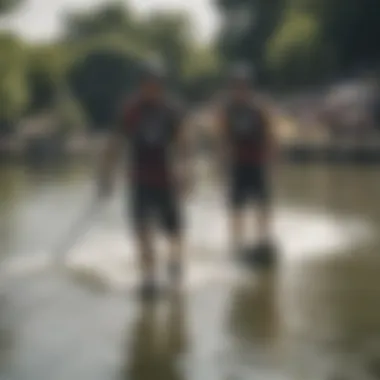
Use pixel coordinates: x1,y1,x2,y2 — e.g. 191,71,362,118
0,0,221,43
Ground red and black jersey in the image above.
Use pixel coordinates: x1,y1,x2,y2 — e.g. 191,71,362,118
223,96,270,165
118,95,184,186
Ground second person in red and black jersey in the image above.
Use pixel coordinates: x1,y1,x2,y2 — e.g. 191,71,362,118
215,64,277,265
98,63,191,298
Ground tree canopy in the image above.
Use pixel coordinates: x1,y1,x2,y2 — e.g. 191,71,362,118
217,0,380,86
2,0,380,134
0,0,23,14
0,34,28,129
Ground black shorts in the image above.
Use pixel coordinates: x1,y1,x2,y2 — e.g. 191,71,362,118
129,184,182,235
228,164,270,210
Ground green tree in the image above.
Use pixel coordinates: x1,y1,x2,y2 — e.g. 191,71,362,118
319,0,380,72
62,2,211,123
26,44,69,113
217,0,380,85
284,0,380,76
54,85,88,135
0,33,28,133
63,1,141,47
266,10,336,86
67,40,143,129
141,11,192,85
63,2,195,87
182,45,222,101
217,0,286,82
0,0,23,14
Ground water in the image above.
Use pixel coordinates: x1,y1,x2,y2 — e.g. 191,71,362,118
0,162,380,380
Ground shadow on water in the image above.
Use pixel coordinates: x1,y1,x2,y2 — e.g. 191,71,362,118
122,295,188,380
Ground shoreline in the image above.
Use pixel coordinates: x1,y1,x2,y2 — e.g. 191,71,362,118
282,143,380,164
2,147,380,165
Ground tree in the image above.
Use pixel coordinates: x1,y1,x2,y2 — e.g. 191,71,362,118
217,0,380,86
266,10,336,86
141,11,192,86
217,0,286,82
54,85,88,135
319,0,380,73
0,0,23,14
182,45,222,101
0,33,29,133
63,1,141,46
63,3,195,89
67,40,143,129
26,44,69,113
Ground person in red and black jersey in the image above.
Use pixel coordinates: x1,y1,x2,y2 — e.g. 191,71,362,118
98,64,191,298
215,64,277,264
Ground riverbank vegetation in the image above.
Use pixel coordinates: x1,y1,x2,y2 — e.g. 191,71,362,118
1,0,380,146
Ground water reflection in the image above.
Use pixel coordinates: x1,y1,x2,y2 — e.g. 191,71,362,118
0,162,95,261
0,165,25,260
0,294,13,378
282,246,380,379
0,162,380,380
277,165,380,223
227,272,282,378
229,273,278,346
123,296,188,380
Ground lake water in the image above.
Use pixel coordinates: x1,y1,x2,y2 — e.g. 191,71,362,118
0,161,380,380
